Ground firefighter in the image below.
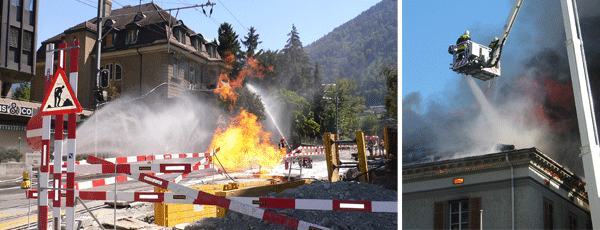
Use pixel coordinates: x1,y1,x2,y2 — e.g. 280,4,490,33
456,30,471,61
489,37,499,49
279,137,286,149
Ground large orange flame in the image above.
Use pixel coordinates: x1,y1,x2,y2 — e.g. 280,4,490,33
214,52,274,110
208,109,284,171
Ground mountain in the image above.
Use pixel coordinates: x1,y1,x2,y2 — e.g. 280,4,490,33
304,0,398,106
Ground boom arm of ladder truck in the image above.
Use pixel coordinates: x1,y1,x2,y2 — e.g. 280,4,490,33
484,0,524,68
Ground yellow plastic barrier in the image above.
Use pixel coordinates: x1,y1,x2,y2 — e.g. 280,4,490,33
154,181,278,227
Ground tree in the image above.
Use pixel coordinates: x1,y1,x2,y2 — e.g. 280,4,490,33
13,82,30,100
279,24,313,95
0,147,22,162
218,22,242,58
241,26,262,58
218,23,243,78
381,65,398,119
274,89,320,143
320,78,366,139
235,86,266,121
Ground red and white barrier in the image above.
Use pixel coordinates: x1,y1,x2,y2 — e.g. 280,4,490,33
284,146,326,159
250,197,397,213
86,156,328,230
38,43,54,230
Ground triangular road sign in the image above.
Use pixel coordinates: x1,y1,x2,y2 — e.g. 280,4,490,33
40,68,82,116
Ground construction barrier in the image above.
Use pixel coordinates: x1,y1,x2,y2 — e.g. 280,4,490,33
324,131,369,183
154,181,277,227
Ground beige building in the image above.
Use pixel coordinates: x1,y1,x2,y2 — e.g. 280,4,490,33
403,148,591,229
31,1,225,110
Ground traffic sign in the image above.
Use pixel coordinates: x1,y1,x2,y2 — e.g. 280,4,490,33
39,68,82,116
26,113,43,151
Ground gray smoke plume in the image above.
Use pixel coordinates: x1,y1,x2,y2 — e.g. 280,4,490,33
403,0,600,176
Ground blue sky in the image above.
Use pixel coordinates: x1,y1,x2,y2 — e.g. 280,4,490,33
402,0,516,110
38,0,381,52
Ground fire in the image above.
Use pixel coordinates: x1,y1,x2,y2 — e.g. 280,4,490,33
208,109,284,171
214,52,273,110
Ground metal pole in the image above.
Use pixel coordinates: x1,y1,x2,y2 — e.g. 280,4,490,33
28,198,30,230
480,209,483,230
76,197,106,230
335,96,338,136
114,163,117,230
95,0,104,158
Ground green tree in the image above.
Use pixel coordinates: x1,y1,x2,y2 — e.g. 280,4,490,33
218,22,242,58
13,82,30,100
0,147,22,162
320,78,366,139
235,86,266,121
274,89,320,143
361,112,380,136
218,23,243,78
241,26,262,58
381,65,397,119
280,24,313,95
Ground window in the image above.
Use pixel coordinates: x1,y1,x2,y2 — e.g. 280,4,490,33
191,38,198,51
434,197,480,230
102,63,122,81
23,31,32,51
190,67,195,83
544,199,554,230
171,58,178,78
9,27,19,48
105,33,115,47
449,200,469,230
126,29,138,45
568,212,577,230
12,0,21,21
114,64,122,81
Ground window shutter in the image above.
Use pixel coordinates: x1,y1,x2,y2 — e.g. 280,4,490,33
469,197,481,230
434,201,446,230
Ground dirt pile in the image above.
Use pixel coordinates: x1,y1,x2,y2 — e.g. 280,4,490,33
184,180,398,230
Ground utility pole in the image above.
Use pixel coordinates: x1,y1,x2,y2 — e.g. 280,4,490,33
95,0,104,158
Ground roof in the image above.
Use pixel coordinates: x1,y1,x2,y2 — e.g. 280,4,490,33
41,2,189,44
402,147,587,197
37,2,217,61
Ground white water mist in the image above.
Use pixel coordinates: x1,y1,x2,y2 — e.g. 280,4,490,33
75,93,221,158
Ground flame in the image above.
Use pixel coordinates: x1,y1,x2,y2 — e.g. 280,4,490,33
214,52,274,110
208,109,285,171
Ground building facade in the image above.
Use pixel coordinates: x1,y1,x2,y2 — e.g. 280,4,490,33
31,1,225,110
0,0,38,152
403,148,591,229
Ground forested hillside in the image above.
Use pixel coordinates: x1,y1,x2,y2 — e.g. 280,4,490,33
304,0,397,106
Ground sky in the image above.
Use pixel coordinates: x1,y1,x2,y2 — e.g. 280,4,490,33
402,0,516,110
37,0,381,52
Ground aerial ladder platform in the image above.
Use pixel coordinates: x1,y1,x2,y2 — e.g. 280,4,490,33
448,0,524,81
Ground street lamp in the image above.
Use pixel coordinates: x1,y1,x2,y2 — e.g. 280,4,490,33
322,84,339,135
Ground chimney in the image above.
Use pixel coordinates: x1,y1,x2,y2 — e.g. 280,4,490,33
103,0,113,17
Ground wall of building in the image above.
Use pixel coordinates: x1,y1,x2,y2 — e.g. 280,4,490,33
0,162,23,176
403,164,591,229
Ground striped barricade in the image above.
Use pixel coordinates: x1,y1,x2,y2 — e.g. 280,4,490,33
86,156,329,230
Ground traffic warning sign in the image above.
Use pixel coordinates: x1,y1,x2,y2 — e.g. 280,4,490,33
26,113,43,151
39,68,82,116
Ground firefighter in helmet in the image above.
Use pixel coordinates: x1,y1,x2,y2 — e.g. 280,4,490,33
455,30,471,61
489,37,499,49
279,137,286,149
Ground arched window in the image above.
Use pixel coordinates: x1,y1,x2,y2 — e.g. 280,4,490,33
114,64,122,81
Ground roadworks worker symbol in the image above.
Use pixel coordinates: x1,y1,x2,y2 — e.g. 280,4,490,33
40,68,82,116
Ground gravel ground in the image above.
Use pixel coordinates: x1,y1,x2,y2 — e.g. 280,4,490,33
184,180,398,230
